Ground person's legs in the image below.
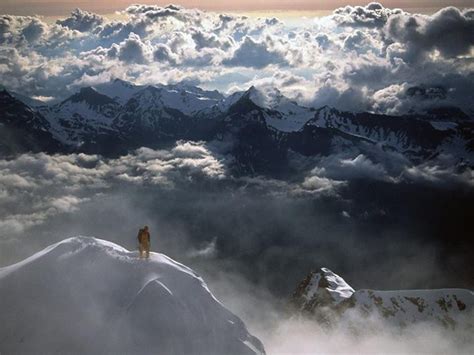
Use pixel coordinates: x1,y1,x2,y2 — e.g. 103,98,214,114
145,243,150,258
139,243,144,258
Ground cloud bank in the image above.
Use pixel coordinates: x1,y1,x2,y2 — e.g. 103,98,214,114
1,142,472,286
0,3,473,115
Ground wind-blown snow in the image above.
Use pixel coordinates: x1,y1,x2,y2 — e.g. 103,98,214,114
320,267,356,303
302,268,355,304
0,236,265,355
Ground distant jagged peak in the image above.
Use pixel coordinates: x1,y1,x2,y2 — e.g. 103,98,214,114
225,86,279,111
112,78,135,88
0,88,15,101
0,88,45,118
292,267,355,308
0,88,47,107
160,81,223,98
314,105,342,116
231,85,311,112
64,86,118,107
93,79,145,105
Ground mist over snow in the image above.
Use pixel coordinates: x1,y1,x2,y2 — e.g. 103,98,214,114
0,3,473,115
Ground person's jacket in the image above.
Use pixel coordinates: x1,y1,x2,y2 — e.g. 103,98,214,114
137,229,150,244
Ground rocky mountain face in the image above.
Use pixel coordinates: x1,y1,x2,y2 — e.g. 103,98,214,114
1,80,473,172
0,90,63,156
291,268,474,330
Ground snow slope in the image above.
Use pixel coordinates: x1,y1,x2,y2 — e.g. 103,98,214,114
292,268,474,329
0,237,265,355
94,79,146,105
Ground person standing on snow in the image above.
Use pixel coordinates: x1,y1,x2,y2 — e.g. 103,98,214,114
137,225,151,259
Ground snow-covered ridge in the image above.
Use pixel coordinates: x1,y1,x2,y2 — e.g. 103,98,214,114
3,79,473,164
0,236,265,354
94,79,224,115
291,267,474,329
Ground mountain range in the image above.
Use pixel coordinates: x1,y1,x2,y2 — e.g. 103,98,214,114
1,79,473,174
291,268,473,330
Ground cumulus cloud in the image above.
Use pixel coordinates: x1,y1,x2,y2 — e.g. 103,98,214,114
333,2,404,28
223,36,288,69
0,3,472,115
56,8,104,32
0,141,226,235
402,160,474,187
385,7,474,62
116,32,151,64
311,154,392,182
7,142,468,239
152,44,177,64
300,175,345,194
296,150,474,189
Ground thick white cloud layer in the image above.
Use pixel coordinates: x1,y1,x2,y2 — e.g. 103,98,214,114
1,140,472,237
0,141,225,235
0,3,473,114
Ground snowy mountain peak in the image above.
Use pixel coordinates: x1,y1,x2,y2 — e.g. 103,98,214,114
126,84,222,116
0,236,265,354
65,87,118,108
292,268,355,307
93,79,145,105
3,80,472,164
241,86,266,107
113,78,135,87
291,267,474,329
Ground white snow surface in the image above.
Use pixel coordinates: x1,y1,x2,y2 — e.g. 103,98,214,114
94,80,223,115
94,79,146,105
303,268,355,304
297,267,474,329
320,267,356,303
263,100,314,133
136,86,221,116
0,236,265,355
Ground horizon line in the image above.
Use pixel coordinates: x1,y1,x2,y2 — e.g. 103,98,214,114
1,1,472,17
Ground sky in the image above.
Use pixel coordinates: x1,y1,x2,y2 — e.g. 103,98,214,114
1,2,473,115
1,0,473,16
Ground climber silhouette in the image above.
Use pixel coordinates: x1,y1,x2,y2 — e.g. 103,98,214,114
137,225,151,259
